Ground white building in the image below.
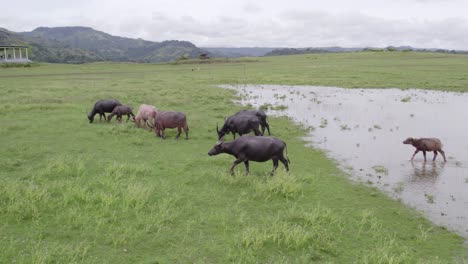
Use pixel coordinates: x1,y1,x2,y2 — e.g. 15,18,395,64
0,45,31,63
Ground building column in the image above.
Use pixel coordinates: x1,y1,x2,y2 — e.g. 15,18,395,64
26,48,29,60
19,48,23,60
13,48,16,59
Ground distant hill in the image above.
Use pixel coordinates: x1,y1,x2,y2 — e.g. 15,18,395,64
202,47,277,57
0,28,27,45
1,26,208,63
265,46,468,56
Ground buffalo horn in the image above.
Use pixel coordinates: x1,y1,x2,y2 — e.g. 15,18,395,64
146,121,154,128
215,137,225,146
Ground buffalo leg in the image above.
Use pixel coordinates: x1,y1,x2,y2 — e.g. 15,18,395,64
433,151,438,161
280,156,289,172
254,128,262,136
244,161,250,175
266,123,271,136
161,129,166,139
184,125,189,140
230,159,244,175
439,150,447,162
423,151,427,161
411,150,419,160
175,127,182,140
271,159,279,176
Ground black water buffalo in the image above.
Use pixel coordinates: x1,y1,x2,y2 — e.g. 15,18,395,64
217,114,262,140
147,111,189,140
234,110,270,135
87,99,122,123
208,136,290,175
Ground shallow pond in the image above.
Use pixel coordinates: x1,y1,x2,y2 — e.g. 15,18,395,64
222,84,468,238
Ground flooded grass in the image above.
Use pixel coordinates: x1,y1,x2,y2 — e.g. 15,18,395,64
226,84,468,238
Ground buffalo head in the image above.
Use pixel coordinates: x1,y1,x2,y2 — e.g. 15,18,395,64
208,138,225,156
87,112,94,123
403,137,414,144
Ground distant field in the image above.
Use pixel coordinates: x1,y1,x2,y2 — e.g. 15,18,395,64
1,52,467,263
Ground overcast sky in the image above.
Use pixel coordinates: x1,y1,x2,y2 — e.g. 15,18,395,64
1,0,467,49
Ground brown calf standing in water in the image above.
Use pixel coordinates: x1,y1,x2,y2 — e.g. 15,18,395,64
147,111,189,139
403,137,447,162
107,105,135,123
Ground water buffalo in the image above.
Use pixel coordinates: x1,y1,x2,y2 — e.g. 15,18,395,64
107,105,135,123
147,111,189,139
208,136,290,175
234,110,270,135
217,114,262,140
134,104,157,130
403,137,447,162
87,99,122,123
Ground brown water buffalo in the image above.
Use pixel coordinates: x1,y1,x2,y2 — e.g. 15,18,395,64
87,99,121,123
147,111,189,139
107,105,135,123
134,104,157,130
403,137,447,162
208,136,290,175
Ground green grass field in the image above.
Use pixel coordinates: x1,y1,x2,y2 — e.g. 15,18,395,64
1,52,467,263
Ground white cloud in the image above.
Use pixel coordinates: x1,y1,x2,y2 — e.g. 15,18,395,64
1,0,467,50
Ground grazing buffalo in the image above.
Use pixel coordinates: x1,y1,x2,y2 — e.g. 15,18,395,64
134,104,157,130
234,110,270,135
147,111,189,139
107,105,135,123
87,99,122,123
217,114,262,140
208,136,290,175
403,137,447,162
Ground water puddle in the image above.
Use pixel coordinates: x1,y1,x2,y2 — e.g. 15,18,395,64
221,84,468,238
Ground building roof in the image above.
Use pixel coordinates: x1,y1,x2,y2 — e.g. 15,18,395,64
0,45,29,48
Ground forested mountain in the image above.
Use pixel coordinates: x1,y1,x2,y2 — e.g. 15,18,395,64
1,26,207,63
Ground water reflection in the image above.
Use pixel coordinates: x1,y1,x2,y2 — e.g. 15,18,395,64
224,84,468,237
409,161,445,183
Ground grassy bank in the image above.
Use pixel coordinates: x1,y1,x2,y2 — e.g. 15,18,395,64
1,52,467,263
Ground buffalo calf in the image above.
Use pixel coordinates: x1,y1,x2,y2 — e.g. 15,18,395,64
403,137,447,162
107,105,135,123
